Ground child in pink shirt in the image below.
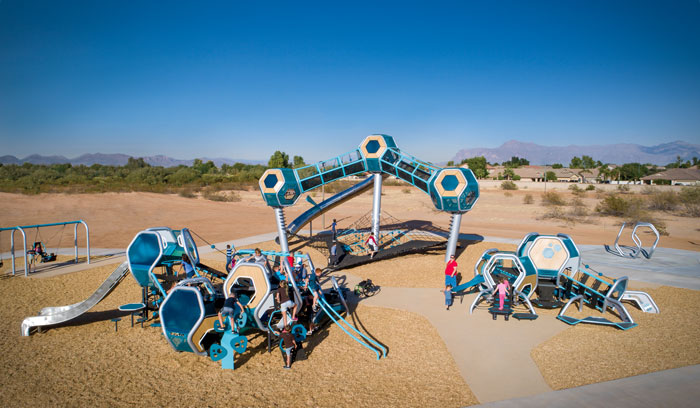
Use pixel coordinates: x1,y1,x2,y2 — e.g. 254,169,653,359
494,276,511,310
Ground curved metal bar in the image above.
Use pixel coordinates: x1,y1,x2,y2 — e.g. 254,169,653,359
513,289,537,315
469,288,493,314
558,294,584,317
631,222,660,259
317,298,381,360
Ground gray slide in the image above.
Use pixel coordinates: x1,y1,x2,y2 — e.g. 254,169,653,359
21,261,130,336
621,290,660,314
287,175,382,235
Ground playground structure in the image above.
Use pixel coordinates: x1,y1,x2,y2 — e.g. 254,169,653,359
605,221,660,259
258,134,479,263
462,233,659,329
22,226,386,369
1,220,90,276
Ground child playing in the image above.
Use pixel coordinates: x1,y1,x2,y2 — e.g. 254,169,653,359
218,292,244,331
225,244,234,272
306,268,323,312
441,284,453,310
365,232,378,259
276,280,298,327
275,325,298,369
494,276,511,310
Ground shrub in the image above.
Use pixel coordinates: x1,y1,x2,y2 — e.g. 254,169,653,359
541,191,565,206
179,188,197,198
585,185,595,191
641,185,657,195
569,197,589,216
679,186,700,217
202,189,241,202
501,180,518,190
523,194,534,204
647,191,679,212
568,184,585,196
617,184,630,193
595,194,629,216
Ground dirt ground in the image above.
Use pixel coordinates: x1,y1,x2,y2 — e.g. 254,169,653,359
532,286,700,390
0,261,477,408
1,188,698,407
1,185,698,253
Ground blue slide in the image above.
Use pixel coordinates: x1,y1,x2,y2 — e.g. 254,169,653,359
451,275,485,294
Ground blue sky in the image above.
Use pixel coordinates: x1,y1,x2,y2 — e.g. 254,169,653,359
1,1,699,163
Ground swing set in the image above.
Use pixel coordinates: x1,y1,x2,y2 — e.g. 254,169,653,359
0,220,90,277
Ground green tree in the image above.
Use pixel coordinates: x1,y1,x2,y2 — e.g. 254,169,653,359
551,163,563,169
502,156,529,168
268,151,290,168
503,168,515,180
581,155,596,169
569,156,583,169
192,159,217,175
460,156,489,178
545,171,557,182
446,160,455,166
126,157,149,169
293,155,306,168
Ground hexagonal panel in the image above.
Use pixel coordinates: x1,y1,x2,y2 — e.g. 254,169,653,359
359,135,388,159
258,169,285,194
433,169,467,197
263,174,279,188
365,140,380,154
440,174,459,191
527,237,570,272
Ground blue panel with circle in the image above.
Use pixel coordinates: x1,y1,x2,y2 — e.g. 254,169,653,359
441,174,460,191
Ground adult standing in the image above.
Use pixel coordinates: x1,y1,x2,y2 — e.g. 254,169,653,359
445,254,458,289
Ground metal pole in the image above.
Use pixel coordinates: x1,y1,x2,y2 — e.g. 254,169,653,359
445,213,462,262
74,223,78,263
274,208,289,253
371,173,382,238
10,230,15,275
321,184,325,229
81,220,90,264
18,227,27,276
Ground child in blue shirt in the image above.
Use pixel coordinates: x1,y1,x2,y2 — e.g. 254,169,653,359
441,284,453,310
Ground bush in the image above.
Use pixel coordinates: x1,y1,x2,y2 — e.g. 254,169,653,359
541,191,565,206
523,194,534,204
568,184,585,196
647,191,679,212
595,194,629,216
569,197,589,216
202,189,241,202
501,180,518,190
617,184,630,193
585,185,595,191
679,186,700,217
179,188,197,198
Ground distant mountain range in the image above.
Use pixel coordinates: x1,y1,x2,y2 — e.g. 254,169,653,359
451,140,700,166
0,153,265,167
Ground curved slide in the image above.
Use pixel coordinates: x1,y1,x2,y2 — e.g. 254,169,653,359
21,261,130,336
286,175,382,235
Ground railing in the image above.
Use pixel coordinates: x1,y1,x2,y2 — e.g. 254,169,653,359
0,220,90,277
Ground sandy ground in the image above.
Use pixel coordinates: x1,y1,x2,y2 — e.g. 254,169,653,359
1,188,699,406
2,186,699,253
0,261,476,408
531,286,700,390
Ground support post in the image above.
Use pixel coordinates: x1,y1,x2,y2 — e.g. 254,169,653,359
445,213,462,263
274,207,289,253
371,173,382,239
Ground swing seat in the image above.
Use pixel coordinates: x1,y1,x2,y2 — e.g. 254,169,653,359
42,253,57,263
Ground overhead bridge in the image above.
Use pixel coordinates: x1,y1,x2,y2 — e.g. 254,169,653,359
257,134,480,261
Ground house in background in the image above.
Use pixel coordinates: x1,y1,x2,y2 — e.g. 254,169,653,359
641,168,700,185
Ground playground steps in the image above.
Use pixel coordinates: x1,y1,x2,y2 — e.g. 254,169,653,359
512,313,538,321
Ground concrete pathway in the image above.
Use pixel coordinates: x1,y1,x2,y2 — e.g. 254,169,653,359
345,280,566,402
476,364,700,408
